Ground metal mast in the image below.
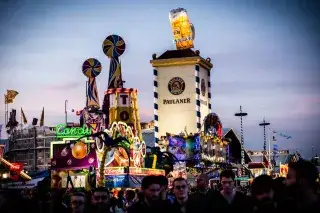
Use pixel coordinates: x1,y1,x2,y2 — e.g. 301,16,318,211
259,117,270,154
235,106,248,169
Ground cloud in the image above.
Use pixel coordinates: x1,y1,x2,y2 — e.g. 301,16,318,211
45,82,82,91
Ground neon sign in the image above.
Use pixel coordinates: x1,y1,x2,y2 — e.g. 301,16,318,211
56,124,92,138
103,167,165,176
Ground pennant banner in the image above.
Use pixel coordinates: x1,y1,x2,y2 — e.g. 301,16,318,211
272,130,292,139
273,144,279,151
273,144,279,157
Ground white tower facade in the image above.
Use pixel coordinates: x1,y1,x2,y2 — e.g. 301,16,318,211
150,49,213,143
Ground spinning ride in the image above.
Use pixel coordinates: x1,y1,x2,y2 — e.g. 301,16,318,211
81,58,105,133
101,35,142,139
50,34,164,189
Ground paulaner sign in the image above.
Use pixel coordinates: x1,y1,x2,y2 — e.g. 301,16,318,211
163,98,191,105
56,124,92,138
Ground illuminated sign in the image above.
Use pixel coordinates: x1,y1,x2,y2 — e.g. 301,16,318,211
104,167,165,176
10,163,23,171
163,98,191,105
247,150,289,156
235,176,249,181
105,175,127,188
56,124,92,138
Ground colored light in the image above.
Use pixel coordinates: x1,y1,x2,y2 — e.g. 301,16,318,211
71,142,87,159
56,124,92,138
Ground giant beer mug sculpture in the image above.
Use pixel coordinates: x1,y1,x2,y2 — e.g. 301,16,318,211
169,8,195,50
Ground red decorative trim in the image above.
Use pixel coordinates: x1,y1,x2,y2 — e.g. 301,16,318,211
105,88,138,94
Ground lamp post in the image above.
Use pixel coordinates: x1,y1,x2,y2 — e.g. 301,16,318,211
65,100,68,125
32,119,38,171
235,106,248,174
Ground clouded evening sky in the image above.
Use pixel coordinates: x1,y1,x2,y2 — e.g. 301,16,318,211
0,0,319,158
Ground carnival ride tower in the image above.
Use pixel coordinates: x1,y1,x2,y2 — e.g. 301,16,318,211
101,35,142,140
82,58,105,133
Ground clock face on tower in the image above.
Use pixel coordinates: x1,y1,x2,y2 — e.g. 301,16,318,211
201,78,206,97
168,77,186,95
120,111,129,121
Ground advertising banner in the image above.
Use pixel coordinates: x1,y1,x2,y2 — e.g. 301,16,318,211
10,162,24,181
168,134,200,161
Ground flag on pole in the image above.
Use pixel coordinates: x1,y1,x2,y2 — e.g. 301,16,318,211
5,90,18,104
273,144,279,152
273,144,279,158
6,90,19,100
272,130,292,139
21,108,28,125
4,95,13,104
40,107,44,127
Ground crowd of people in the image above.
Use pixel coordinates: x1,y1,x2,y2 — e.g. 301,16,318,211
0,159,319,213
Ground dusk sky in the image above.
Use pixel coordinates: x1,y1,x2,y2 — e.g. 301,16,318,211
0,0,319,158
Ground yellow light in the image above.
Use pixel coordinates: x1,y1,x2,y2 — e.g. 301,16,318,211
72,142,87,159
152,154,157,169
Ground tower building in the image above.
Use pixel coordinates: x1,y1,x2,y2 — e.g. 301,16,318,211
150,49,213,142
